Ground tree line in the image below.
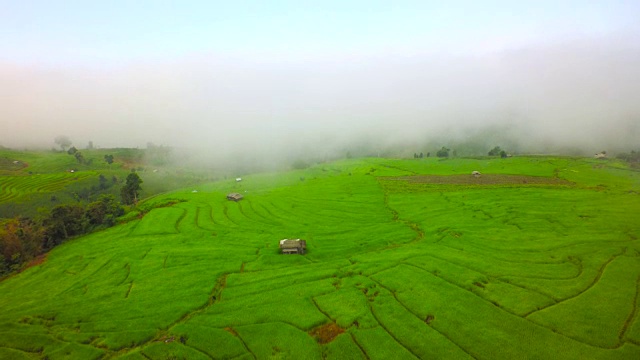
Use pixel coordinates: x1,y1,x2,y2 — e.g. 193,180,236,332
0,171,143,276
412,146,509,159
0,195,124,275
617,150,640,163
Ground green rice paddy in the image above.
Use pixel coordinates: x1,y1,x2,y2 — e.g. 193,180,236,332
1,156,639,359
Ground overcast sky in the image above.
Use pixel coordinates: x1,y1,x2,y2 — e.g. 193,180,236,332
1,1,639,156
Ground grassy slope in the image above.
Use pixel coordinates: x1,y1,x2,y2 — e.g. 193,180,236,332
0,149,128,219
0,148,218,220
0,156,639,359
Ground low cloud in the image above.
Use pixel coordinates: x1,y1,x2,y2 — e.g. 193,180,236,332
2,33,639,163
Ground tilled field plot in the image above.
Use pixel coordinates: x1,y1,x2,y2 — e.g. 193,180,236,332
386,174,574,186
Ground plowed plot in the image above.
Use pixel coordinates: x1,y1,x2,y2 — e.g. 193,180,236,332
0,157,27,171
387,174,573,186
309,323,345,344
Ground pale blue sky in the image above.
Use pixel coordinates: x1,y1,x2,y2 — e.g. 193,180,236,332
2,1,638,65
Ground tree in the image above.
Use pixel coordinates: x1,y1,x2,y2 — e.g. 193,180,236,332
54,135,72,151
488,146,502,156
74,151,85,164
86,195,124,227
500,150,507,158
436,147,450,158
419,152,424,158
67,146,78,155
146,143,172,166
104,154,114,165
44,204,87,244
98,174,108,190
121,171,143,205
0,217,44,273
617,150,640,163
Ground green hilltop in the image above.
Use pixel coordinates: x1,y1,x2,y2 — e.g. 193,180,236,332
1,154,640,359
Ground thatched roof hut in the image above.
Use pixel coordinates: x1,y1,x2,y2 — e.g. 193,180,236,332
279,239,307,255
227,193,243,201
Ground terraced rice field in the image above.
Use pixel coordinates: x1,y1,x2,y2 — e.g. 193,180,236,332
0,150,116,217
0,173,95,203
0,156,639,359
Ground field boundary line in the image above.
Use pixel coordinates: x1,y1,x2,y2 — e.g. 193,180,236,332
222,204,241,226
310,296,334,322
244,200,279,225
368,273,478,359
524,250,622,318
222,277,333,303
401,262,523,317
232,329,256,360
191,202,218,229
368,302,420,359
435,238,582,270
102,273,234,358
256,202,289,223
174,207,187,233
118,263,131,286
183,342,214,360
426,250,581,281
619,274,640,342
349,333,370,360
433,233,595,265
235,202,259,223
204,203,218,225
0,345,45,356
55,257,114,296
232,320,309,333
125,281,134,299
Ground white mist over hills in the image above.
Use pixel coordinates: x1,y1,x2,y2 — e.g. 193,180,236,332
1,2,639,161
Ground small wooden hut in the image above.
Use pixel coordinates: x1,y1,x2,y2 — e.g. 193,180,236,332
279,239,307,255
226,193,244,201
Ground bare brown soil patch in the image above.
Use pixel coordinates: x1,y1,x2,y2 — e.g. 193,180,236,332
309,323,345,344
0,157,29,171
385,174,573,186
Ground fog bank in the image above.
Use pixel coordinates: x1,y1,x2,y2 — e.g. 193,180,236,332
2,34,639,163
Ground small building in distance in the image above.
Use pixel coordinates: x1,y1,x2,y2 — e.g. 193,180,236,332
227,193,244,201
472,170,481,178
594,152,607,159
279,239,307,255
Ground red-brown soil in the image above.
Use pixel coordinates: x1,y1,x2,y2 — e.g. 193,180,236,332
309,323,345,344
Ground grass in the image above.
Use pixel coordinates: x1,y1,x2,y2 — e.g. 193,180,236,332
0,148,221,219
0,155,639,359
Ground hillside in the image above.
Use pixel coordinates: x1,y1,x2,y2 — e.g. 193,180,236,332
1,156,639,359
0,148,218,220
